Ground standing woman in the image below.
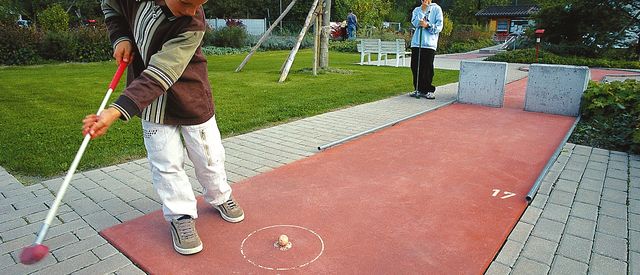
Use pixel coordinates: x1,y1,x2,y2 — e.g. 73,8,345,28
411,0,443,99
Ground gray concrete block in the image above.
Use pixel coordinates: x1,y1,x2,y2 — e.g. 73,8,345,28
589,253,627,275
565,216,596,240
557,234,593,263
630,199,640,214
82,187,116,203
579,177,604,192
92,243,119,260
531,193,549,209
558,170,583,184
550,255,588,275
457,61,507,107
631,251,640,275
485,261,510,275
0,252,57,274
512,257,550,275
0,253,15,270
548,189,575,207
508,221,534,243
66,197,102,216
601,188,626,204
604,177,628,192
593,232,628,261
83,210,121,232
570,201,599,221
629,213,639,231
115,209,144,223
599,200,627,220
524,64,590,116
72,253,131,275
596,215,627,238
532,217,565,242
128,197,161,214
495,239,524,267
555,179,579,194
98,198,134,217
73,226,98,240
521,206,543,225
0,234,35,255
44,232,79,252
609,153,628,163
574,188,600,205
631,228,640,252
520,236,558,265
588,155,609,165
540,203,571,223
115,264,147,275
51,235,107,261
32,251,99,275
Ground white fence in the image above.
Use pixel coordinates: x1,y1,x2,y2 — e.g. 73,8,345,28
206,18,267,36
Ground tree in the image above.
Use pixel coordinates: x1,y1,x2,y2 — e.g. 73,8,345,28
449,0,509,24
333,0,392,29
535,0,639,51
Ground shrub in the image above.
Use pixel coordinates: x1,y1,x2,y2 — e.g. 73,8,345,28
201,46,251,55
72,25,112,62
0,23,43,65
38,4,69,33
40,31,76,61
250,35,314,51
570,80,640,154
211,26,247,48
329,40,358,53
486,49,640,69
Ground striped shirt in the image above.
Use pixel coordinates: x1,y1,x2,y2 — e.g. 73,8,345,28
102,0,214,125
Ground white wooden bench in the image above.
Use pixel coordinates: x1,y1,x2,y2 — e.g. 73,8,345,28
357,39,409,67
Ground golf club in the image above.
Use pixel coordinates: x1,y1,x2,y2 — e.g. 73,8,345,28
20,61,128,265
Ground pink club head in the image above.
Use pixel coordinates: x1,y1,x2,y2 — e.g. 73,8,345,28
19,244,49,265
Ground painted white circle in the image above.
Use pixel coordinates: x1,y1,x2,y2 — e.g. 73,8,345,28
240,224,325,271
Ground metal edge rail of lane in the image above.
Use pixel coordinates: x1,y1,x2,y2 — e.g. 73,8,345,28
317,99,456,151
525,115,582,203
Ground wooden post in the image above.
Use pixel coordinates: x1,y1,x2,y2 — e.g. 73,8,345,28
235,0,298,72
320,0,331,68
313,3,322,76
278,0,321,83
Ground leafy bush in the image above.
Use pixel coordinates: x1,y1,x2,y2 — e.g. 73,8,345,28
486,49,640,69
40,31,76,61
569,80,640,154
247,35,314,51
211,26,247,48
201,46,251,55
0,23,43,65
329,40,358,52
38,4,69,32
72,26,112,62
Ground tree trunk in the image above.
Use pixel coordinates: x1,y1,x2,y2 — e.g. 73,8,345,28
278,0,321,83
320,0,331,68
235,0,298,72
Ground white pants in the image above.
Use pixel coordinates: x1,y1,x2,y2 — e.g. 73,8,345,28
142,116,231,221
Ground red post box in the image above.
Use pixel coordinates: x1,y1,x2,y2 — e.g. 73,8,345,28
534,29,545,62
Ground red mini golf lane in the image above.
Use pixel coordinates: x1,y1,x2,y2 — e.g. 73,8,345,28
101,79,578,274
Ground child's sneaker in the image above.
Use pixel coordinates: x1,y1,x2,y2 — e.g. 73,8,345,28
170,216,203,255
213,196,245,223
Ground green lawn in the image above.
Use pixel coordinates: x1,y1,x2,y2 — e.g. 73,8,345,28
0,50,458,181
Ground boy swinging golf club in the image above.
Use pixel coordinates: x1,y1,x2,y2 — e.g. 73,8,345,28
87,0,245,256
410,0,443,99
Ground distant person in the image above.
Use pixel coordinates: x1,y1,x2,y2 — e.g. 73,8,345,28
84,0,244,255
410,0,443,99
347,10,358,40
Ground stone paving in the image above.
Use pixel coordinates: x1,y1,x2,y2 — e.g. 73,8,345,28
0,56,637,274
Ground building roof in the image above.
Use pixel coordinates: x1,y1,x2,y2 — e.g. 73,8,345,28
475,5,540,17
